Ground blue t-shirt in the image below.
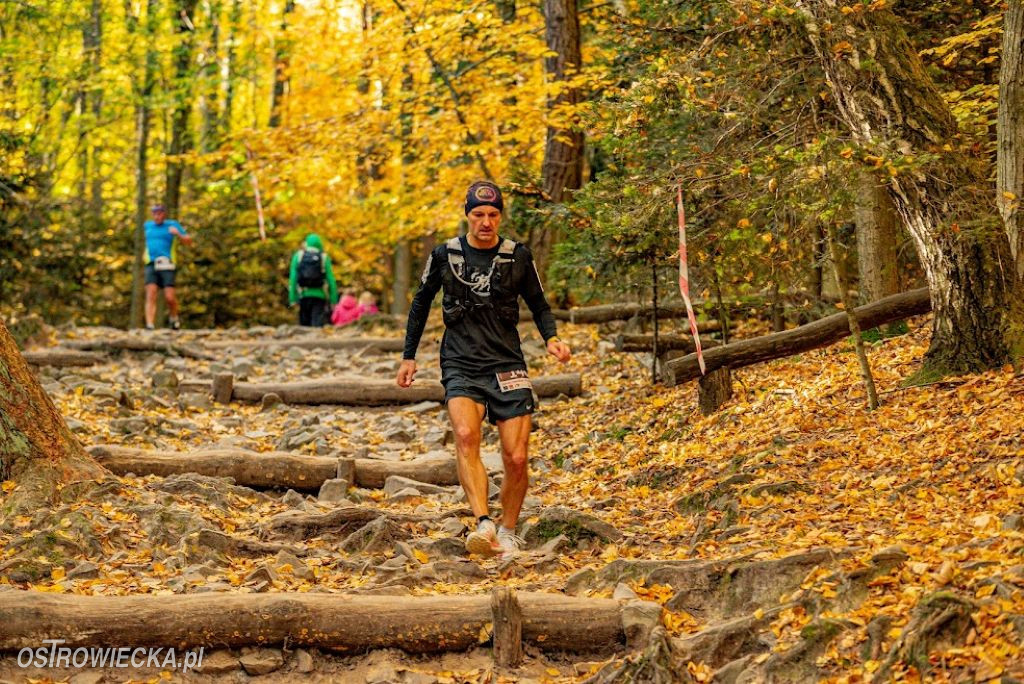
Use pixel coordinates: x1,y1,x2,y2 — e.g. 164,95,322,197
144,220,186,263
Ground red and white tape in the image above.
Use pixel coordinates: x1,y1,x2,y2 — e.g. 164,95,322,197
677,185,705,375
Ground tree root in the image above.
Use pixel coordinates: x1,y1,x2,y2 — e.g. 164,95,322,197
583,627,686,684
873,592,975,682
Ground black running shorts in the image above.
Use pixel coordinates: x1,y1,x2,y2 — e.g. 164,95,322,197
144,263,176,289
442,370,535,425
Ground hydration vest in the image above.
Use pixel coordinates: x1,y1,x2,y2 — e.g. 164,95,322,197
297,249,326,288
441,237,520,327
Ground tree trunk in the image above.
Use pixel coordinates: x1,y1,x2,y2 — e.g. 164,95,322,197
392,242,411,316
199,0,222,152
164,0,199,217
0,320,104,525
534,0,584,275
0,592,635,655
828,222,879,409
186,373,582,405
613,334,720,353
663,288,931,384
1000,0,1024,277
222,0,241,138
201,336,406,352
797,1,1020,373
87,444,460,490
855,171,900,303
268,0,295,128
128,0,160,329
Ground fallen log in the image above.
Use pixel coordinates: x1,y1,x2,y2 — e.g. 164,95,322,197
179,373,582,406
86,445,459,491
22,349,105,367
663,288,931,385
63,337,214,360
0,591,646,655
543,303,722,327
613,334,721,353
201,336,408,353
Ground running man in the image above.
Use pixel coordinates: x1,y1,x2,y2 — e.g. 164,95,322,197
396,181,571,558
144,204,193,330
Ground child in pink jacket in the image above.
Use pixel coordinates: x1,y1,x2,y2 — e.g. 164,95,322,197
331,293,360,326
357,291,380,319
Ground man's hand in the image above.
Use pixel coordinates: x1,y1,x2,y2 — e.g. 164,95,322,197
547,337,571,363
396,359,417,387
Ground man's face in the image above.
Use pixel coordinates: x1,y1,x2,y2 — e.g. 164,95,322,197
153,209,166,223
467,206,502,245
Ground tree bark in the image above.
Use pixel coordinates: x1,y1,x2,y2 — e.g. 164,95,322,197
201,336,407,352
21,349,104,368
199,0,222,152
87,444,460,490
796,1,1019,373
697,367,732,416
164,0,200,217
492,587,524,667
128,0,160,329
549,302,722,326
0,592,635,654
189,373,583,405
0,320,104,524
613,334,720,353
1000,1,1024,277
855,172,900,304
392,241,412,316
828,223,879,409
533,0,584,275
268,0,295,128
64,336,214,360
222,0,241,138
663,288,931,385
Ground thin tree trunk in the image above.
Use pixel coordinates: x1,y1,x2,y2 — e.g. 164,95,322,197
827,223,878,409
164,0,199,217
81,0,104,218
854,171,900,303
999,0,1024,276
199,0,221,152
534,0,583,275
222,0,241,138
128,0,160,329
268,0,295,128
651,261,659,384
392,242,411,316
0,319,104,525
797,0,1019,373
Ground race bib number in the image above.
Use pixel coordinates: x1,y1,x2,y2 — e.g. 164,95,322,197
153,256,176,272
496,369,532,392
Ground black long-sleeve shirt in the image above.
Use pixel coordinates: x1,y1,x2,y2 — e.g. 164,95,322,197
403,237,558,377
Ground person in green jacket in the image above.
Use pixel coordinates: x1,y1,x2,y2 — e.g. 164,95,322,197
288,234,339,327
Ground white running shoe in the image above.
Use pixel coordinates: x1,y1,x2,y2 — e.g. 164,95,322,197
466,519,502,557
497,526,525,560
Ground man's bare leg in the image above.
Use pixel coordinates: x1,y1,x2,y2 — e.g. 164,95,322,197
496,414,531,530
448,397,489,518
144,284,159,328
164,287,179,319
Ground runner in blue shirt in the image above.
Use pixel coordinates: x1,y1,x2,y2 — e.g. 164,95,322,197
143,204,193,330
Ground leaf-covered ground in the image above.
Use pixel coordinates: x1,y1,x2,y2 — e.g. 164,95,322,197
2,316,1023,682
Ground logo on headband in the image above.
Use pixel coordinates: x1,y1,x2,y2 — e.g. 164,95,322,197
474,185,499,202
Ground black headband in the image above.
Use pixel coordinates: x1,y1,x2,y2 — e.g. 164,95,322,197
464,181,504,214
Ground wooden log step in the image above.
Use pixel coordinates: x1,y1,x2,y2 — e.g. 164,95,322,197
180,373,583,406
62,337,215,360
201,336,408,352
0,591,645,655
663,288,931,385
86,445,459,491
22,349,105,367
